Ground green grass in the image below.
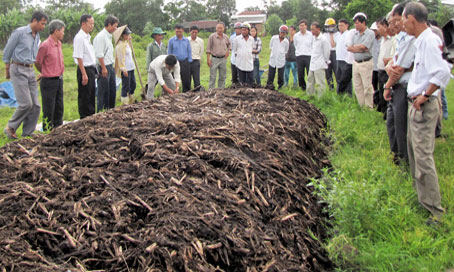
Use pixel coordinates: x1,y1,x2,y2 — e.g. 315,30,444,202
1,35,454,271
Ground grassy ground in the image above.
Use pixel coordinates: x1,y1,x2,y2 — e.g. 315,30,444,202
1,35,453,271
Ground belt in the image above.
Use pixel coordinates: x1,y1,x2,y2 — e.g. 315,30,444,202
212,55,225,59
42,75,63,80
84,65,96,70
13,62,33,68
355,57,372,63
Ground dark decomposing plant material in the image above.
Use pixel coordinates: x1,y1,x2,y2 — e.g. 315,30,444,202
0,88,332,271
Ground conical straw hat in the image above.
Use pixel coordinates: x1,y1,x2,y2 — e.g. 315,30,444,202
113,25,128,45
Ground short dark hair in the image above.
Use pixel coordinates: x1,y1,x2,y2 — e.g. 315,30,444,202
217,21,225,27
354,15,367,23
104,15,119,27
298,19,308,26
190,25,199,32
290,25,297,30
165,55,178,66
31,11,48,23
311,21,321,29
175,24,184,30
376,17,388,27
80,14,93,26
403,1,428,23
339,19,349,25
392,3,405,16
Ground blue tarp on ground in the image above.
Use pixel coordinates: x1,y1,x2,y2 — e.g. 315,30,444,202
0,81,18,108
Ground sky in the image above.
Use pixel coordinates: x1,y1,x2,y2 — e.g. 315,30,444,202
34,0,283,13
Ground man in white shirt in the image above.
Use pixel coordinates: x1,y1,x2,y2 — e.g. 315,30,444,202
336,19,353,95
375,17,393,116
189,25,204,89
294,19,313,90
233,23,255,85
370,22,381,94
230,22,242,85
266,25,289,90
402,2,451,224
306,22,330,97
73,14,96,119
147,55,180,99
93,15,118,112
323,18,340,89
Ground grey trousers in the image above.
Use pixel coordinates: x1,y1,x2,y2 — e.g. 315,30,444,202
407,97,444,218
386,84,408,163
209,57,227,89
8,63,40,136
147,71,176,100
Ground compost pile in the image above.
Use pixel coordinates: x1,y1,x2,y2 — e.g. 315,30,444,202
0,88,332,271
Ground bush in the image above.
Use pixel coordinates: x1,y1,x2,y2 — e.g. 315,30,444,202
265,14,283,36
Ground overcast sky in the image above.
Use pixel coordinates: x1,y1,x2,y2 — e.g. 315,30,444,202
34,0,282,13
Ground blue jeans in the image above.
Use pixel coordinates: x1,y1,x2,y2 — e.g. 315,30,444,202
441,89,448,119
253,58,261,85
284,61,298,86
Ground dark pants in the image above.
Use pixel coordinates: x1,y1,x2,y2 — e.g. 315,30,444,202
77,66,96,119
231,63,239,84
372,70,379,92
377,70,389,114
296,55,311,90
179,60,191,92
326,51,337,89
336,61,352,96
253,58,261,86
96,64,116,112
267,65,285,89
238,69,253,85
121,70,136,97
386,83,408,163
40,77,64,131
190,59,201,88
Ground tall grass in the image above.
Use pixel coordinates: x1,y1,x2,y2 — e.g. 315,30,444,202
1,35,453,271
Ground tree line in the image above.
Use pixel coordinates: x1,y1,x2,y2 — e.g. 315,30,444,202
1,0,453,47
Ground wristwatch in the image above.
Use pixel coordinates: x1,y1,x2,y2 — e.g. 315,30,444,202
383,84,392,91
422,91,431,98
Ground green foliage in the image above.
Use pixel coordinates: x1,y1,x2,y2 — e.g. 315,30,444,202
265,14,283,36
0,0,23,15
0,9,27,48
344,0,394,25
164,0,208,25
206,0,236,26
285,17,298,29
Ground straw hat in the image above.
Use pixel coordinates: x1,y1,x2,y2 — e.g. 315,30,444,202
113,25,130,45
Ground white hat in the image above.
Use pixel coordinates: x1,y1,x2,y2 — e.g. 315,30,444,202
370,22,378,30
353,12,367,21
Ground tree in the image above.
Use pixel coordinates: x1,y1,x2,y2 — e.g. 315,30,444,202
266,14,283,35
245,6,261,12
105,0,169,35
206,0,236,26
164,0,208,24
344,0,394,26
45,0,94,11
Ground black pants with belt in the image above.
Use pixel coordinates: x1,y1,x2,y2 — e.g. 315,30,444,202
40,76,64,131
377,70,389,114
296,55,311,90
267,65,285,89
77,66,96,119
336,61,352,96
179,60,191,92
96,64,116,112
190,59,201,89
386,83,408,163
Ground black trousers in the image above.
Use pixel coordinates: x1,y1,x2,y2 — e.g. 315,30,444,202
77,66,96,119
190,59,201,89
325,51,337,89
231,63,239,84
238,69,253,85
96,64,116,112
296,55,311,90
40,77,64,131
121,70,136,97
386,83,408,163
336,61,352,96
267,65,285,89
372,70,379,92
179,60,191,92
377,70,389,114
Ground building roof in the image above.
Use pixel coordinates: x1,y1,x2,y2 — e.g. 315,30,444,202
182,20,219,29
238,11,266,16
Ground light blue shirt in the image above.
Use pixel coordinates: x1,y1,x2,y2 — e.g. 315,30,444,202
2,25,40,64
393,31,416,84
168,36,192,63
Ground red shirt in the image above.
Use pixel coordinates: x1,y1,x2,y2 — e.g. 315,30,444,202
35,37,64,78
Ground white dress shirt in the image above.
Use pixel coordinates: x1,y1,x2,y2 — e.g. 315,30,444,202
269,35,289,69
336,30,349,61
294,31,313,56
324,32,340,51
93,28,114,66
190,36,204,60
233,35,254,72
149,55,181,86
344,29,355,65
73,29,96,66
309,34,330,71
377,36,393,70
125,44,135,71
407,28,451,97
